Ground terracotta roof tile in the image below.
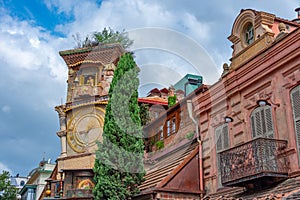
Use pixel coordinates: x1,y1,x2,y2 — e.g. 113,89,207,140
59,43,125,68
139,141,197,191
138,96,168,106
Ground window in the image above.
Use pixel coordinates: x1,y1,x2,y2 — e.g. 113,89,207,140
215,124,230,187
291,85,300,166
250,105,274,139
179,110,184,129
156,125,163,140
20,180,25,186
215,124,230,153
166,115,177,137
245,23,254,45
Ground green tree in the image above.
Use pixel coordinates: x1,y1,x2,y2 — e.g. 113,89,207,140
73,28,133,49
0,171,17,200
139,103,150,126
94,28,133,49
93,53,145,200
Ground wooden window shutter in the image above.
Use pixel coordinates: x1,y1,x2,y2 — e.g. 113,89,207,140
251,115,256,138
215,124,229,152
216,127,222,152
265,107,274,138
291,88,300,119
291,86,300,166
251,106,274,139
215,124,229,188
223,125,229,149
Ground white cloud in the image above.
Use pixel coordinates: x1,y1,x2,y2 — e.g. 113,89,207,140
2,105,11,113
0,10,68,82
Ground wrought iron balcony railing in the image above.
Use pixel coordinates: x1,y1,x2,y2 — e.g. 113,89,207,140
219,137,289,187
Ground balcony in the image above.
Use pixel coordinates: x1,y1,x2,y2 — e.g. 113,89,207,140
219,138,289,188
66,189,93,199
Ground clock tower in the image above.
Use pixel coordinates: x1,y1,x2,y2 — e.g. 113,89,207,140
53,44,125,199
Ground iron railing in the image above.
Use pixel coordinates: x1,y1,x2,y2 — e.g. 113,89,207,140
219,137,289,186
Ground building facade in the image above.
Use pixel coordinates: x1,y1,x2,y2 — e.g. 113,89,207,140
43,44,125,199
42,8,300,200
135,8,300,200
20,160,55,200
193,9,300,199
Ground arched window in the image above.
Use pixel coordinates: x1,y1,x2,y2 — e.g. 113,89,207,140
20,180,25,186
291,85,300,166
215,123,229,187
250,105,274,139
245,23,254,45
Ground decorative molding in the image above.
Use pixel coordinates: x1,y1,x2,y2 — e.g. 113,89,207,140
56,130,66,137
55,105,66,118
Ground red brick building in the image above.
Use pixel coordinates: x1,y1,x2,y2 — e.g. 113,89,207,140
135,8,300,200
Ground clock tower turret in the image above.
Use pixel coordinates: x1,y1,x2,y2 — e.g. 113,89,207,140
53,43,125,199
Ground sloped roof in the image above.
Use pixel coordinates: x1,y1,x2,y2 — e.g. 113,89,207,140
139,140,198,192
160,88,169,94
59,43,125,68
138,96,168,106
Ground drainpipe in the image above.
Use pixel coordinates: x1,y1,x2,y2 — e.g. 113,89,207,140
187,100,204,197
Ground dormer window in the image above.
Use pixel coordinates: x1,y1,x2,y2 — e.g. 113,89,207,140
245,23,254,45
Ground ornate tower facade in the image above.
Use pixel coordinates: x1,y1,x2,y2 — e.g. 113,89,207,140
52,44,125,199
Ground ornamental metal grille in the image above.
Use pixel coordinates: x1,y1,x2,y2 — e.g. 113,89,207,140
219,138,289,186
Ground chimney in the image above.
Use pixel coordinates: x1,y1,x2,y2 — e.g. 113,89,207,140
293,8,300,23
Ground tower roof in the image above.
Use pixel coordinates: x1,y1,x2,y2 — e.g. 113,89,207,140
59,43,125,68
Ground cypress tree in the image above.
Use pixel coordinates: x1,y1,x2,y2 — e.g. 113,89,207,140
93,52,145,199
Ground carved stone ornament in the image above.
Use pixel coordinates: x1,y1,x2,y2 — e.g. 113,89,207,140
55,105,66,118
56,130,67,137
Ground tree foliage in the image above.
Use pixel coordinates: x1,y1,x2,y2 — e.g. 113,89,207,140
139,104,150,126
0,171,17,200
73,27,133,49
93,53,145,200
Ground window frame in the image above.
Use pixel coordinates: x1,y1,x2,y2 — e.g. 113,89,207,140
250,105,275,139
291,85,300,167
215,123,230,188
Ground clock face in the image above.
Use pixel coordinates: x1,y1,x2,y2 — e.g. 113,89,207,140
67,107,105,153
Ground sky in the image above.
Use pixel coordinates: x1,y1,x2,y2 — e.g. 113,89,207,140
0,0,299,176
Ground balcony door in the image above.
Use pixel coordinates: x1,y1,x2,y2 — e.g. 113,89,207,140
250,105,274,139
250,105,275,171
291,85,300,167
215,124,229,187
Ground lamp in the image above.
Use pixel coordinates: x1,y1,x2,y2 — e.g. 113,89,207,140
16,194,21,200
257,99,267,107
224,116,234,123
224,111,245,123
257,94,280,107
45,178,52,197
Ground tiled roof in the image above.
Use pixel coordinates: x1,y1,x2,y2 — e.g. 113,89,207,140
138,96,168,106
139,141,198,191
59,43,125,68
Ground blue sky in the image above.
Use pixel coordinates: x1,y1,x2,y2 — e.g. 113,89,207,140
0,0,299,176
